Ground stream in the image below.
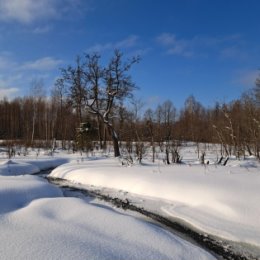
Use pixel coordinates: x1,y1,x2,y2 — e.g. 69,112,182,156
38,169,258,260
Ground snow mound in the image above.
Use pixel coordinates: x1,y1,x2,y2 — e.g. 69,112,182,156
23,158,70,170
0,160,40,176
50,157,260,247
0,157,70,176
0,175,63,214
0,173,215,260
1,197,215,260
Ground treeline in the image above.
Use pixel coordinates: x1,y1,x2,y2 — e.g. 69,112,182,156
114,93,260,161
0,50,260,159
0,95,77,147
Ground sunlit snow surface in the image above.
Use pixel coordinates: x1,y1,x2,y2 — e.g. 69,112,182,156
1,146,260,259
0,155,215,260
50,155,260,249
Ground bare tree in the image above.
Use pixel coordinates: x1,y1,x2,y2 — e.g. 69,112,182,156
51,78,68,148
61,56,87,125
180,95,207,158
30,79,45,145
85,50,140,157
144,108,156,162
161,100,176,164
130,98,146,163
57,50,139,157
85,53,105,149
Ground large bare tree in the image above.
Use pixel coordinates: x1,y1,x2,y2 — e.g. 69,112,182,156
85,50,139,157
57,50,139,157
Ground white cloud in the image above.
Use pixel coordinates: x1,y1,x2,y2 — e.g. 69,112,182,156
20,57,63,71
0,54,17,69
87,35,139,53
32,25,52,34
0,87,19,99
156,33,244,58
156,33,176,46
156,33,194,57
0,0,56,23
0,73,20,99
220,45,248,61
0,54,63,98
233,69,259,88
0,53,63,72
168,42,193,57
0,0,86,24
87,43,112,53
116,35,139,49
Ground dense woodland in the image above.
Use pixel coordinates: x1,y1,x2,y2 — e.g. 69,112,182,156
1,50,260,161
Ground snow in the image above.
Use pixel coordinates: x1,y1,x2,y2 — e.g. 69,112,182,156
22,157,70,170
0,175,62,214
0,152,216,259
1,145,260,258
50,156,260,250
0,160,39,176
0,195,215,260
0,157,69,176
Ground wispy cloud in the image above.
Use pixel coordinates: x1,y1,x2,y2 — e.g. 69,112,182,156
156,33,245,59
20,57,63,71
116,35,139,49
128,48,153,58
157,33,176,46
32,25,52,34
0,53,63,98
156,33,194,57
233,69,259,88
192,34,241,48
219,45,248,61
0,53,63,72
0,0,87,24
86,35,139,53
0,0,57,23
0,54,18,69
0,87,19,98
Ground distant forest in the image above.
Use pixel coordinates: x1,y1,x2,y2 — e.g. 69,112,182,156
0,51,260,160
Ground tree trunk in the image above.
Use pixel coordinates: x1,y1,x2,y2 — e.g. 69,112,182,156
165,146,170,164
31,112,36,145
152,138,155,163
103,125,107,150
112,130,120,157
97,117,103,149
106,123,120,157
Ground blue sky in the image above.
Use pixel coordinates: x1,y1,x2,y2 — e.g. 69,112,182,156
0,0,260,109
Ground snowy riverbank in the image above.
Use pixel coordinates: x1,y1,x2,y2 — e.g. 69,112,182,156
0,155,216,260
49,156,260,251
1,147,260,259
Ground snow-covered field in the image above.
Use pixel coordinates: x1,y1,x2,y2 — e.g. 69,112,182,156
0,145,260,259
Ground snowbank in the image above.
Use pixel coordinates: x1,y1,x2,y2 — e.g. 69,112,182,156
0,160,39,176
0,175,62,214
0,174,214,260
0,157,70,176
50,157,260,247
22,157,70,170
